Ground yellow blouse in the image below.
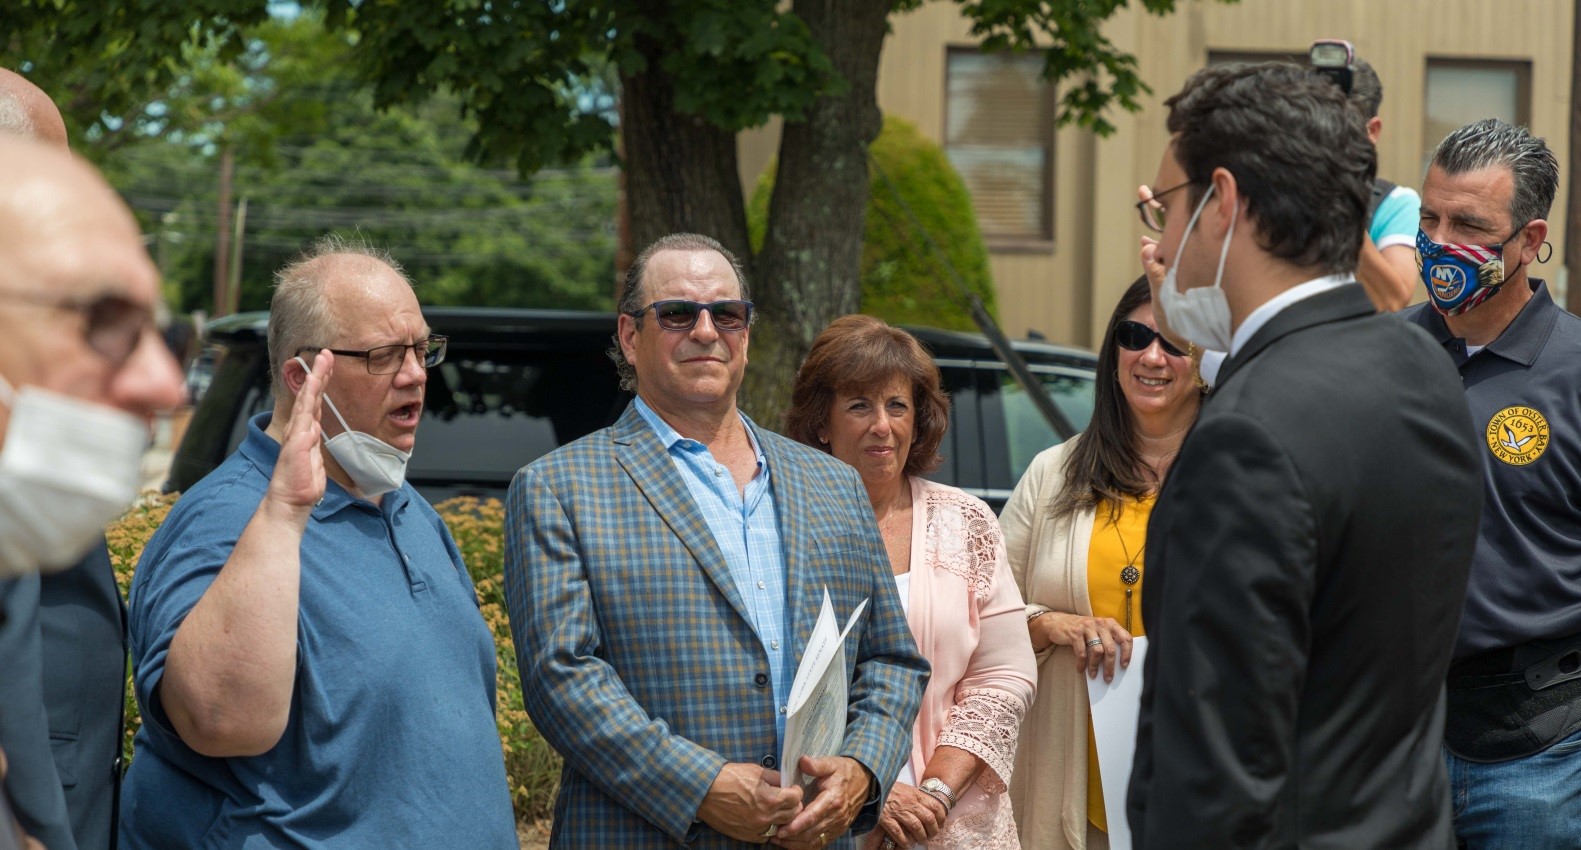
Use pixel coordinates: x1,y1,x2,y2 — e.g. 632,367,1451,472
1084,494,1154,833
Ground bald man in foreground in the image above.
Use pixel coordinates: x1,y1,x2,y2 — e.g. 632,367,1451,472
0,133,187,847
0,66,152,850
121,236,517,848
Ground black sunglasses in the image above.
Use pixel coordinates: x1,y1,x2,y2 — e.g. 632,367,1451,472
629,299,753,332
297,335,448,375
1115,320,1187,357
0,289,156,365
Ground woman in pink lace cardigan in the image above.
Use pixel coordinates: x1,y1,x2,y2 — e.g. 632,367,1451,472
787,315,1037,850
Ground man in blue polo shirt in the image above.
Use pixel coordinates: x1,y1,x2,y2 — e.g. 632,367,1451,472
1401,118,1581,849
121,238,517,848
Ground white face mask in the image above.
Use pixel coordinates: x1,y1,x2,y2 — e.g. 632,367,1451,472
293,356,411,499
0,374,147,578
1157,184,1238,352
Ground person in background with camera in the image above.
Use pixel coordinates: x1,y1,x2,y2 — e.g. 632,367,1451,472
785,315,1035,850
1401,118,1581,850
1001,277,1202,850
0,69,189,850
121,236,517,848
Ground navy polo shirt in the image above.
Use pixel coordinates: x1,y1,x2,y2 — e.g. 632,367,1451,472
122,413,516,849
1402,281,1581,659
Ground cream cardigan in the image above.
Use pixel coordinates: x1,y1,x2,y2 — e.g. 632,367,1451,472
1001,438,1100,850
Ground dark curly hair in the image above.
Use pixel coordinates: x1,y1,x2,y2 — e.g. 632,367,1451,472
784,315,949,477
1165,62,1375,275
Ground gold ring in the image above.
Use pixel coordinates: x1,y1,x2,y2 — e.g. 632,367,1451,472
762,824,777,838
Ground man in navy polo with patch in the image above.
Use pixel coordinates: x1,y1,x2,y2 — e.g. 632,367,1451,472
1402,118,1581,849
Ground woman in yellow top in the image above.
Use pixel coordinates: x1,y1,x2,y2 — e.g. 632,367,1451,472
1001,277,1204,850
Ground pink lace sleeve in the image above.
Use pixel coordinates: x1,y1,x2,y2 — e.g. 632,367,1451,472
935,688,1027,792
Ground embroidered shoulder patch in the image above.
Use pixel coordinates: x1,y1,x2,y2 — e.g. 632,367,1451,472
1487,406,1549,466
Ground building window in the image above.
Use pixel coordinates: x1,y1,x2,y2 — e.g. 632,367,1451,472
1206,50,1305,67
944,48,1054,246
1422,60,1530,172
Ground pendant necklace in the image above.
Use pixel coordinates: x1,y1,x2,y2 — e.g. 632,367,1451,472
1114,519,1143,632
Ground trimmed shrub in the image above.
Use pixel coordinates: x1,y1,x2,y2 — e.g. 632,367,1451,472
747,115,997,330
105,494,560,828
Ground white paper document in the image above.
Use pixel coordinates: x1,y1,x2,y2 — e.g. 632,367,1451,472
780,589,869,789
1086,635,1149,850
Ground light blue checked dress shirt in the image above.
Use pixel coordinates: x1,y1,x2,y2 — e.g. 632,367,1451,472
633,398,795,745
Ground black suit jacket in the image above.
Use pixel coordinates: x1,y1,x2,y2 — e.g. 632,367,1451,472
0,542,125,850
1127,285,1483,849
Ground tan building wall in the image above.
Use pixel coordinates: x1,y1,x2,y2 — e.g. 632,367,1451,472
737,0,1573,349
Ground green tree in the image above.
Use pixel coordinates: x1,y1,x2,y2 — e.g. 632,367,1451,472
8,12,616,314
749,116,995,331
5,0,1227,420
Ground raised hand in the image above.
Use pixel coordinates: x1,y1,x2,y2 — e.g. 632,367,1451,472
266,351,333,519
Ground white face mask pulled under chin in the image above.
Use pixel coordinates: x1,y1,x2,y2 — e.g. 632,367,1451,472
293,356,410,499
0,374,147,578
1157,184,1238,352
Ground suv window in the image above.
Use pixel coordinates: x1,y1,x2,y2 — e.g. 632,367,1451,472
415,350,626,490
1000,369,1095,485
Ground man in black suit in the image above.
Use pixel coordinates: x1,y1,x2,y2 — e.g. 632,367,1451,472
1125,62,1484,848
0,67,187,850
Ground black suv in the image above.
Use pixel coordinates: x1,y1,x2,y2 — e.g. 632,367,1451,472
168,308,1096,511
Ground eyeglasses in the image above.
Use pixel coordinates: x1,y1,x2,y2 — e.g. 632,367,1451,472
298,335,448,374
1115,320,1187,357
0,289,156,365
628,299,754,332
1135,180,1197,233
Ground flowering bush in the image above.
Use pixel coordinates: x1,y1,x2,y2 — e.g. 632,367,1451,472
105,494,561,826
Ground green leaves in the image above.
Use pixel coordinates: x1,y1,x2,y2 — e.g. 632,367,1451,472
957,0,1211,136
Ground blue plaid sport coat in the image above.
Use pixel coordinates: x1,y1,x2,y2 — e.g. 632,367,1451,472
504,403,928,847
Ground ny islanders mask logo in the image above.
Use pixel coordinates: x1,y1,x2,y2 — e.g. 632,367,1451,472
1428,262,1468,301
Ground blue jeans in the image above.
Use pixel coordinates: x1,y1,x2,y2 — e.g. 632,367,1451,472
1445,726,1581,849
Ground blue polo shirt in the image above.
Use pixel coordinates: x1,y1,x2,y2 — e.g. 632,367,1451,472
122,413,516,849
1401,281,1581,658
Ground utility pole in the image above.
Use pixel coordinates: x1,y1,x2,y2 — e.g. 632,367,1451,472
213,147,234,316
226,198,248,316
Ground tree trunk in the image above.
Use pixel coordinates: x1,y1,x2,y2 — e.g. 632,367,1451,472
744,0,891,428
620,51,753,274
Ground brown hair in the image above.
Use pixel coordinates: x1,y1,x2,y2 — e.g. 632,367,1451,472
785,315,949,477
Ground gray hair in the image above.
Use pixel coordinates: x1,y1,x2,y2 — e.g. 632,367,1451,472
267,233,410,400
1432,118,1559,227
608,233,751,392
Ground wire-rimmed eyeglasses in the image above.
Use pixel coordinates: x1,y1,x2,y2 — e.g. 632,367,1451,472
0,289,156,366
1135,180,1197,233
296,335,448,374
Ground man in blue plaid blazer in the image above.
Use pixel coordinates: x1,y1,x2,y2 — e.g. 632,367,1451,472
504,233,928,848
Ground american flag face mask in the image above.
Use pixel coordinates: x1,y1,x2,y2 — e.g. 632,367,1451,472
1416,227,1523,316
